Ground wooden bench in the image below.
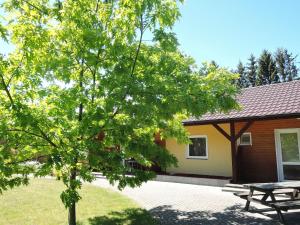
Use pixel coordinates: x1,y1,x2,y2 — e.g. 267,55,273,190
270,200,300,223
234,192,264,199
236,182,300,224
234,189,296,200
234,189,299,214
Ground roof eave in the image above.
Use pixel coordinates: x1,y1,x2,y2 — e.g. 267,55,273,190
183,113,300,126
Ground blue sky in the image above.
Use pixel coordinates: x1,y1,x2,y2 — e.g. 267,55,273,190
1,0,299,69
174,0,300,68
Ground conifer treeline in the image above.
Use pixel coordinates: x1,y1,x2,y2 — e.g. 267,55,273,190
236,48,298,87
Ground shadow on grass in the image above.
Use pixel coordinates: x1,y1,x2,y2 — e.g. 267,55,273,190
87,208,158,225
85,204,300,225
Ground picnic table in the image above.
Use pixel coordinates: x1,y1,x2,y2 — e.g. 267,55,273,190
234,181,300,223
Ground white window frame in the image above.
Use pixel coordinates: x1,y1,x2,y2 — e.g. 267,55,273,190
186,135,208,159
275,128,300,181
239,132,252,146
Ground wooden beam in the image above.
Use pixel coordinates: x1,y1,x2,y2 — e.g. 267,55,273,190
212,120,254,184
212,123,231,141
234,121,254,141
230,121,238,183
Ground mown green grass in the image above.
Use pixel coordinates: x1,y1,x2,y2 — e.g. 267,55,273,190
0,179,157,225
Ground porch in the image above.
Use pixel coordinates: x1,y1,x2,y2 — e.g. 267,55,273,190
184,117,300,184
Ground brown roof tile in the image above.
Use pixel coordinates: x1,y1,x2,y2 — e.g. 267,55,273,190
184,80,300,124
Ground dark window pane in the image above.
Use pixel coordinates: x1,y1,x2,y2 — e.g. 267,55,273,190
189,138,207,157
283,165,300,180
241,134,251,144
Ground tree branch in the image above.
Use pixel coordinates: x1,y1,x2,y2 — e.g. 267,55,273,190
7,128,58,148
1,68,58,148
99,14,146,133
37,126,58,148
130,14,144,79
78,66,84,122
22,0,48,14
95,0,100,13
7,53,25,86
0,71,15,106
4,154,51,166
91,49,101,103
7,129,45,139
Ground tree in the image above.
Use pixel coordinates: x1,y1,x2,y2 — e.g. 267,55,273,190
0,104,33,194
210,60,219,69
246,54,257,87
289,62,298,81
257,50,278,85
234,49,299,88
238,49,299,87
236,61,249,88
275,48,299,82
0,1,238,225
0,29,33,194
275,48,287,82
198,61,219,76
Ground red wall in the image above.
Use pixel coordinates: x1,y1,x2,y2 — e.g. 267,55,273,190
236,118,300,182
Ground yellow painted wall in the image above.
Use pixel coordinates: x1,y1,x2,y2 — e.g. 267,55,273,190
166,124,232,177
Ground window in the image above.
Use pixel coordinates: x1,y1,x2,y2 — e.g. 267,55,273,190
239,132,252,146
186,136,208,159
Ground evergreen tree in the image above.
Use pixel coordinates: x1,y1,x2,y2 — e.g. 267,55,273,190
234,49,298,87
286,52,298,81
290,63,298,81
246,54,257,87
275,48,298,82
236,61,248,87
257,50,278,85
275,48,286,82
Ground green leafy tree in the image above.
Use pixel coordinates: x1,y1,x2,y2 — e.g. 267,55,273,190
246,54,257,87
0,23,7,41
0,1,238,225
0,34,33,193
257,50,278,85
210,60,219,69
198,61,219,76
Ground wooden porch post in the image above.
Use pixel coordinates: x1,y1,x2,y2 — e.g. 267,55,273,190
230,121,237,183
212,121,253,183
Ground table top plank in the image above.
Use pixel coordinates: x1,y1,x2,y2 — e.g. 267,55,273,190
244,181,300,191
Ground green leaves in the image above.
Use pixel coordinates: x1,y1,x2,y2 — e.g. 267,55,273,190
153,29,179,51
0,1,238,223
0,23,8,42
61,188,82,208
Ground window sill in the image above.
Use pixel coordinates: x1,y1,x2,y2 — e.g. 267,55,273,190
186,157,208,160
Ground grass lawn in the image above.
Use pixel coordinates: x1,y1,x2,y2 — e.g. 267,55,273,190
0,178,157,225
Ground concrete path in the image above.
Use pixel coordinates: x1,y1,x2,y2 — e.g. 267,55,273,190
92,178,300,225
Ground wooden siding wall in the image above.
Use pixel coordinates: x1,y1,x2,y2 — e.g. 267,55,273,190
236,118,300,182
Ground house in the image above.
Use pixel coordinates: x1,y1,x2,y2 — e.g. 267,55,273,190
165,80,300,183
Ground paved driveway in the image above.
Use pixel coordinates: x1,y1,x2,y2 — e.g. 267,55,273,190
92,178,300,225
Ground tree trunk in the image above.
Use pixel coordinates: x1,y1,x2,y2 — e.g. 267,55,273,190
69,59,83,225
68,201,76,225
68,169,77,225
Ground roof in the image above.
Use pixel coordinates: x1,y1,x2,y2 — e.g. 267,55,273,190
184,80,300,125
